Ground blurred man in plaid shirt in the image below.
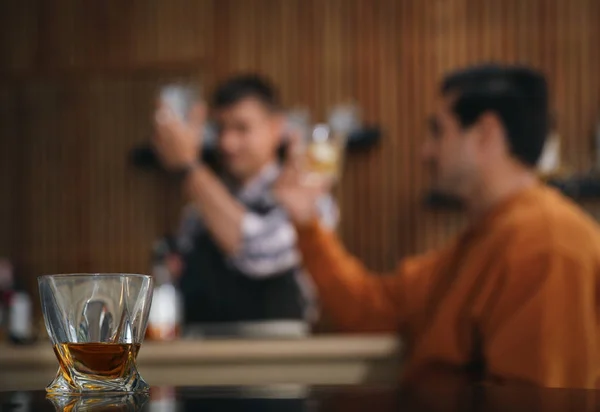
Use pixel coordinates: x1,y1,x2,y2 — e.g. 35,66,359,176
154,75,337,325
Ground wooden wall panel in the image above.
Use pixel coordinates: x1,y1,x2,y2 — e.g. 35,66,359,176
0,0,38,72
0,0,599,284
0,86,19,258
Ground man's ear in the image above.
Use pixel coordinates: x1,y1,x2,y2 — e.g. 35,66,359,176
477,111,507,153
270,112,286,142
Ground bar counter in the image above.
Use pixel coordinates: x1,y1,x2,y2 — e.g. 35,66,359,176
0,335,401,390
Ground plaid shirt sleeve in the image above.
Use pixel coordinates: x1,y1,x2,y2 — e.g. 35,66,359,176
229,194,339,278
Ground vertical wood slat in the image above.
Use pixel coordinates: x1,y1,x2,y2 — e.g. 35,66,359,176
0,0,599,285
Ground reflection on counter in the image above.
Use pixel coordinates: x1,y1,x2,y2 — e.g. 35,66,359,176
1,385,313,412
46,392,150,411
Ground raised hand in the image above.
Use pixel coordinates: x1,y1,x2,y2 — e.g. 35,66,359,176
153,100,206,170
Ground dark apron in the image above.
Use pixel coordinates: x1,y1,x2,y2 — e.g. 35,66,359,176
179,204,304,324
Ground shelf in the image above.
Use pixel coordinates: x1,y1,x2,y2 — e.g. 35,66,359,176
425,174,600,210
128,127,382,174
545,174,600,200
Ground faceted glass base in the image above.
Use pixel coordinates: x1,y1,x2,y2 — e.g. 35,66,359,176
46,366,150,395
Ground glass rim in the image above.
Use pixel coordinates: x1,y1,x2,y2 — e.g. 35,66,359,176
38,273,150,281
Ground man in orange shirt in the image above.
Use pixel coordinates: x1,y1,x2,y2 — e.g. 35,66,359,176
274,64,600,388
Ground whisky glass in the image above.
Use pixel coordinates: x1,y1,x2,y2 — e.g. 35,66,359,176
38,274,153,395
304,124,346,184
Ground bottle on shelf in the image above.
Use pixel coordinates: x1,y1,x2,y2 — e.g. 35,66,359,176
146,236,183,341
0,301,4,343
595,115,600,171
9,290,34,345
0,258,14,343
8,276,35,345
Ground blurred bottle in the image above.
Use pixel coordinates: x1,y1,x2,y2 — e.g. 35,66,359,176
0,299,4,342
0,259,14,343
8,279,35,345
595,116,600,170
146,237,183,341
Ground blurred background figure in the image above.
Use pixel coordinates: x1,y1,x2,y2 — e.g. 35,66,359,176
275,64,600,388
152,75,338,336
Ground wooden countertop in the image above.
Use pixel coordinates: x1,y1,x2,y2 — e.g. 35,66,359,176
0,335,400,367
0,335,402,389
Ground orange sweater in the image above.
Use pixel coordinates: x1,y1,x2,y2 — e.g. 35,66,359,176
296,184,600,388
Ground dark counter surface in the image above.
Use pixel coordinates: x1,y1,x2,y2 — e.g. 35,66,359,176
1,384,599,412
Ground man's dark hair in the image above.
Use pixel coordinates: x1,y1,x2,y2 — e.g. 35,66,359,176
211,74,280,112
441,64,549,167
